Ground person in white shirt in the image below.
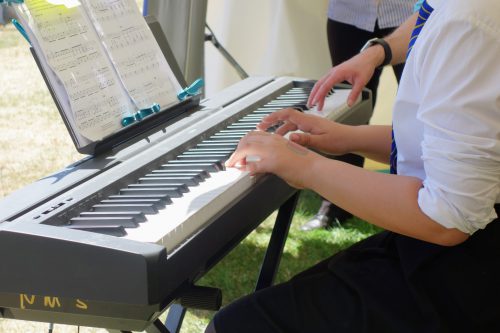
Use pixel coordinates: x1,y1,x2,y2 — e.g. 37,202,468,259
206,0,500,331
304,0,415,231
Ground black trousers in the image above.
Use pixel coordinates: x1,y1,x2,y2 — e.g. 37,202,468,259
214,205,500,333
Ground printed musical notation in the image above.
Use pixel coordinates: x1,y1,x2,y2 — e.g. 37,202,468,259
27,1,88,42
24,0,135,141
87,0,136,22
20,0,182,142
73,95,130,137
84,0,181,109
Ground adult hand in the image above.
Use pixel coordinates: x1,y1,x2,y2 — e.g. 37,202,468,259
257,108,353,156
225,131,319,189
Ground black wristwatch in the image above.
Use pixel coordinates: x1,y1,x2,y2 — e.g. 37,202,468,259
360,38,392,68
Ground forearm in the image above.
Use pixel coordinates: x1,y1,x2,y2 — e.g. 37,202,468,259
346,125,393,164
306,155,469,246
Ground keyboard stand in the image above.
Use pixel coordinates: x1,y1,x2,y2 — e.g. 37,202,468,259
112,191,299,333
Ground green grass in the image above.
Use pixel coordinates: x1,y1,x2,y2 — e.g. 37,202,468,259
178,190,382,332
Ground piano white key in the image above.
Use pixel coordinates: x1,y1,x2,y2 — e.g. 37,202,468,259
122,88,358,250
120,90,350,247
123,168,256,250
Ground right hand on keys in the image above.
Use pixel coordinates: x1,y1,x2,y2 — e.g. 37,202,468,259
307,50,381,111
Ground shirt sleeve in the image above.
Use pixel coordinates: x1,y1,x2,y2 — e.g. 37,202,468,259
413,14,500,234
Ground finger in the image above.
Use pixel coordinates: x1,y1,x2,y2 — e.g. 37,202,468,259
347,81,364,107
307,74,328,107
310,81,330,111
225,132,271,167
228,151,265,175
274,121,298,136
257,111,288,131
225,150,245,168
289,132,311,147
257,108,298,131
311,71,345,111
244,156,261,175
257,109,301,135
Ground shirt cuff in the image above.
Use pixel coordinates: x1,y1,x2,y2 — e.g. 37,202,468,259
418,184,498,234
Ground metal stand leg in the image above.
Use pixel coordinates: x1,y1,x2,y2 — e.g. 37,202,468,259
255,192,299,291
164,304,187,333
144,319,171,333
159,191,299,332
108,318,171,333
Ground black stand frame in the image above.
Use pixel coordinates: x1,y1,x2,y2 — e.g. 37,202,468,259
117,192,299,333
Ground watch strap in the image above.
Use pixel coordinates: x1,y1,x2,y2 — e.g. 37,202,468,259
361,38,392,68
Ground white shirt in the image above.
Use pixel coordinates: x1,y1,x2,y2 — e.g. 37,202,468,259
327,0,414,32
393,0,500,234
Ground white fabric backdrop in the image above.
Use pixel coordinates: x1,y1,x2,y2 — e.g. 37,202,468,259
205,0,332,97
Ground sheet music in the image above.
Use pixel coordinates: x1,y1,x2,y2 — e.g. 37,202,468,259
82,0,182,109
22,0,136,141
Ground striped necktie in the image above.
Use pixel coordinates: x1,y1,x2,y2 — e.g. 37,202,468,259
389,0,434,174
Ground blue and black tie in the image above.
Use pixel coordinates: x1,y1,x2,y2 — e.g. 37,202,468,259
389,0,434,174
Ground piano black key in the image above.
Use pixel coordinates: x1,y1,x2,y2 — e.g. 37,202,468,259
267,102,307,110
107,194,173,204
256,106,281,111
127,183,189,193
196,142,239,149
186,147,235,153
161,162,224,172
91,204,157,215
226,124,257,130
100,199,165,209
177,154,229,161
183,148,234,154
216,130,251,135
233,121,259,126
150,169,210,179
65,225,127,237
69,216,139,228
239,116,266,121
138,176,200,186
276,95,308,99
168,160,225,171
181,150,233,156
83,210,147,218
209,134,244,140
267,100,305,105
120,187,183,197
199,139,240,144
144,173,205,184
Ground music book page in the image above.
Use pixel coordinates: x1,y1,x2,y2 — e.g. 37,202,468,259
16,0,182,143
82,0,181,109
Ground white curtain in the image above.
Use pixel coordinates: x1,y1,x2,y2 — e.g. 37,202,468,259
205,0,331,96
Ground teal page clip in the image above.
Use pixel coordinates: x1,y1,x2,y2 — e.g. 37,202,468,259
121,103,161,127
11,19,31,45
0,0,24,4
177,78,204,101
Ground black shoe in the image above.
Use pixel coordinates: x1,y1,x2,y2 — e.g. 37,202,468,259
300,214,331,231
